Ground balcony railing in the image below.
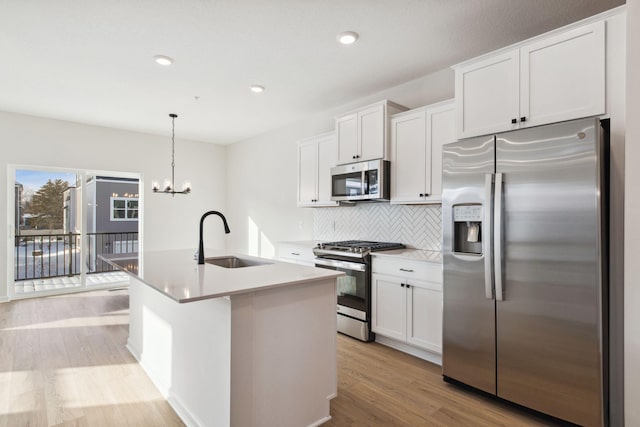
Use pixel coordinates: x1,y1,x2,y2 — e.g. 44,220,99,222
14,231,138,281
87,232,138,274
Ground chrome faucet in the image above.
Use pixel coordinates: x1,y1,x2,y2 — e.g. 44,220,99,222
198,211,231,265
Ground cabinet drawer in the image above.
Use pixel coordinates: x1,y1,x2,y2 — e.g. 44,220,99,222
372,257,442,284
278,243,316,265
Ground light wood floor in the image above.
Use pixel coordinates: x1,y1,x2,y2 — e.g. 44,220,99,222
1,290,561,426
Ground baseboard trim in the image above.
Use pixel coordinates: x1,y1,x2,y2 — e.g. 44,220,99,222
126,341,206,427
125,341,169,396
375,335,442,366
309,415,332,427
167,394,205,427
0,296,9,303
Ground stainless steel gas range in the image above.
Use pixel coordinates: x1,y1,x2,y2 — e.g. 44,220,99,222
313,240,405,342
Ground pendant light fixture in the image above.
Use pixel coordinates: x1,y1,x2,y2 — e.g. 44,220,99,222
152,113,191,196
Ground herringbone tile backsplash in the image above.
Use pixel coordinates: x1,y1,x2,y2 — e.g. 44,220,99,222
313,203,442,251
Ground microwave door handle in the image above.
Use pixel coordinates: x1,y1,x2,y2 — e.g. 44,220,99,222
362,170,366,195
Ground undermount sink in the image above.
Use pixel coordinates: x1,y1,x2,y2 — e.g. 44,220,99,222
204,256,272,269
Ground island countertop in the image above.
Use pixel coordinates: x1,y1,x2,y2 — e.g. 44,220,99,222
108,249,343,303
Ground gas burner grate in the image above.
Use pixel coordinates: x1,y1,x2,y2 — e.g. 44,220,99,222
319,240,405,252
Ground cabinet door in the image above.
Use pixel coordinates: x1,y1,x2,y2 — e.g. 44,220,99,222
358,103,385,162
297,140,317,206
371,274,406,341
390,110,427,203
520,21,605,128
427,102,455,202
316,134,338,206
406,281,442,353
455,50,520,139
336,113,358,165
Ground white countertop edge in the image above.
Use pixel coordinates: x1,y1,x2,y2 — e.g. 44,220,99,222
371,249,442,263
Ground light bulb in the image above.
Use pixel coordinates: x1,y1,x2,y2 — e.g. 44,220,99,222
337,31,359,45
154,55,174,66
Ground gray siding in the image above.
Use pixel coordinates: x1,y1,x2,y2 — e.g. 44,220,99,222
95,180,139,233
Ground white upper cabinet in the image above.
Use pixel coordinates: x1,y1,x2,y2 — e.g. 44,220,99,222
455,51,520,139
336,113,358,165
335,100,407,165
454,20,605,139
520,22,605,129
297,132,338,207
390,100,455,204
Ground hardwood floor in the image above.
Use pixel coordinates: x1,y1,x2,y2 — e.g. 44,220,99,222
1,290,561,426
0,289,184,427
327,335,562,427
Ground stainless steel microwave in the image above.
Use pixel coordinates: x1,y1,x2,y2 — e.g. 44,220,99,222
330,159,390,202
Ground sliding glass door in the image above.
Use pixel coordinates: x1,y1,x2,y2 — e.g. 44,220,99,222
9,166,140,298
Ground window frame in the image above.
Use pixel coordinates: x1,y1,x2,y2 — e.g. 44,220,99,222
110,196,139,222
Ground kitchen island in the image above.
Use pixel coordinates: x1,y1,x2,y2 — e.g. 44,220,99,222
110,249,343,427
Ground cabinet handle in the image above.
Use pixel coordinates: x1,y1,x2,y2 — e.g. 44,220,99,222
419,193,424,197
352,155,356,159
406,284,411,289
520,116,527,122
399,268,414,273
511,118,517,124
291,252,300,256
401,283,405,287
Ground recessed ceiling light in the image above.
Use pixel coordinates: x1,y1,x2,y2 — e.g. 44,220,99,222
250,85,265,93
154,55,174,66
337,31,359,45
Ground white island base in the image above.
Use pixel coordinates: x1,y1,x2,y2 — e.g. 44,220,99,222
127,275,337,427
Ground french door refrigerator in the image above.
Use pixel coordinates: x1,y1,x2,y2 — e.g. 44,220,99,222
442,117,607,427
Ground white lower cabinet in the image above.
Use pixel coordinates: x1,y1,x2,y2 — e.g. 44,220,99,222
371,275,406,341
372,257,443,358
277,242,317,267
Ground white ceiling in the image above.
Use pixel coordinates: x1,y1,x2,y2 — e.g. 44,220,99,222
0,0,624,145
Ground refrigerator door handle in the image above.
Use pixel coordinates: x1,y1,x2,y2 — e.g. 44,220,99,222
494,172,504,301
484,173,494,300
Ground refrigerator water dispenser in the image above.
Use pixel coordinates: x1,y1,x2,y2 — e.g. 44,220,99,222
453,204,483,255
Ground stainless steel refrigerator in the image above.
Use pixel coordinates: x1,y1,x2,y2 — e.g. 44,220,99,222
442,117,607,427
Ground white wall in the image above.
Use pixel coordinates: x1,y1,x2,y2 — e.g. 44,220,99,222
225,69,454,256
625,0,640,425
1,111,227,301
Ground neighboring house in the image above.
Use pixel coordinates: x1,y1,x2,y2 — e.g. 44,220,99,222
83,176,139,234
65,175,139,234
65,176,139,270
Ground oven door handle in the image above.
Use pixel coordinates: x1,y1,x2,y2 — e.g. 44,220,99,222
314,258,367,272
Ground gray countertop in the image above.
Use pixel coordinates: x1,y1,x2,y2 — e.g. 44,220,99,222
105,249,343,303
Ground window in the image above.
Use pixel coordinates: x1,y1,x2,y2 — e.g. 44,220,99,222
110,197,138,221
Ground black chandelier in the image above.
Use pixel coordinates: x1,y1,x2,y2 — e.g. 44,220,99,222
152,113,191,196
